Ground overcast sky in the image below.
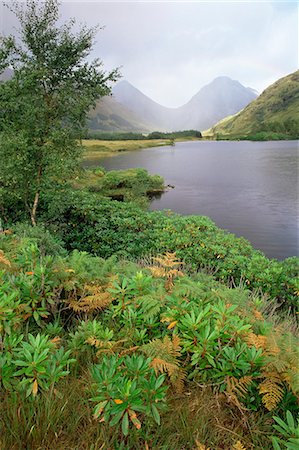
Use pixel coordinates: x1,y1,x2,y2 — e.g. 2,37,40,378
1,0,298,107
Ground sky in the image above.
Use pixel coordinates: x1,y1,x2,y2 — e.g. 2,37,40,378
1,0,298,107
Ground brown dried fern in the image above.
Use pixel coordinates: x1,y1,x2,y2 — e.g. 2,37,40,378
149,252,184,291
68,284,112,313
0,250,11,267
141,335,186,392
259,372,285,411
225,376,252,411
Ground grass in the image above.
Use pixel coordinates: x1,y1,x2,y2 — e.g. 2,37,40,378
82,139,173,160
0,379,274,449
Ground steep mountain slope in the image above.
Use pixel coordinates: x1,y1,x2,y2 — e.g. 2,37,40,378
210,70,299,137
88,95,151,133
112,77,257,131
112,80,176,130
177,76,257,130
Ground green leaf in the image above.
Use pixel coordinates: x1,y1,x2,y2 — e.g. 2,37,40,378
151,404,160,425
109,411,124,427
121,412,129,436
286,410,295,430
271,437,281,450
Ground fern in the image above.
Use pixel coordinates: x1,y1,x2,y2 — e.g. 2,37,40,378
138,295,162,320
68,284,112,313
0,250,11,267
141,335,185,392
149,252,184,291
244,332,267,350
225,376,253,410
259,373,285,411
258,331,299,410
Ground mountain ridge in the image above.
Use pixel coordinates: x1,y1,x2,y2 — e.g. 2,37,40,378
209,70,299,137
111,76,257,131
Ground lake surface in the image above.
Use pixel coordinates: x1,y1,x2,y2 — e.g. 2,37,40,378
87,140,298,260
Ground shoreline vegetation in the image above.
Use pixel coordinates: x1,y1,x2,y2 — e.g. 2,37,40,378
82,132,298,161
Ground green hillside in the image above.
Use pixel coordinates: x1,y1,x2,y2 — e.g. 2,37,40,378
210,70,299,139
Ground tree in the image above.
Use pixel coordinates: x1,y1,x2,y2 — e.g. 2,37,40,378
0,0,119,225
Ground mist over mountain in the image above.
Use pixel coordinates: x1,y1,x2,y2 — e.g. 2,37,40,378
88,95,152,133
176,76,258,130
0,67,258,133
111,77,257,132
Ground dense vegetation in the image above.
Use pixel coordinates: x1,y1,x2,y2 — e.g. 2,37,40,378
210,71,299,140
0,1,298,449
85,130,202,140
0,229,298,449
73,167,165,207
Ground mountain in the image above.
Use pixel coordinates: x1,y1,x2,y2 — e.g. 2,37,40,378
88,95,152,133
210,70,299,137
112,80,176,130
176,76,258,130
111,77,258,132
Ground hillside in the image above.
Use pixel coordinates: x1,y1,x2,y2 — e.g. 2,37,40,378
112,80,176,130
88,95,152,133
210,70,299,138
112,77,257,132
177,76,257,130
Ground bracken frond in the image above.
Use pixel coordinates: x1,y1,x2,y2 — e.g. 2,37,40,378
224,376,252,412
149,252,184,291
85,337,125,355
244,332,267,350
152,252,183,268
0,250,11,267
68,284,112,313
259,373,285,411
141,335,185,392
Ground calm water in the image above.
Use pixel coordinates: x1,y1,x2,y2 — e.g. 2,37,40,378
86,140,299,260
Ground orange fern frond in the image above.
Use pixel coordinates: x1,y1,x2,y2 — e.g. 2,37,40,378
0,250,11,267
141,335,185,392
68,284,112,313
244,332,267,350
259,373,285,411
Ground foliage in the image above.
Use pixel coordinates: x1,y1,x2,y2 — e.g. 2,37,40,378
85,129,202,140
0,224,298,447
0,0,119,225
271,411,299,450
1,332,75,397
74,167,165,208
90,354,167,436
36,189,299,309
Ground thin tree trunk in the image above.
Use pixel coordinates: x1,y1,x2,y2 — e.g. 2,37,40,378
30,166,42,226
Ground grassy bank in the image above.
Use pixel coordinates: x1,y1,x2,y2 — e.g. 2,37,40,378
82,139,174,160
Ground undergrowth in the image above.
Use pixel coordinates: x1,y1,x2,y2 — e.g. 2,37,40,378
0,231,298,449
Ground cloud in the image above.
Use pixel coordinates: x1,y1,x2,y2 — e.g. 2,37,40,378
1,1,298,107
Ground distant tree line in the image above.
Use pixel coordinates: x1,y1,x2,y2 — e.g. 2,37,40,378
84,130,202,140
